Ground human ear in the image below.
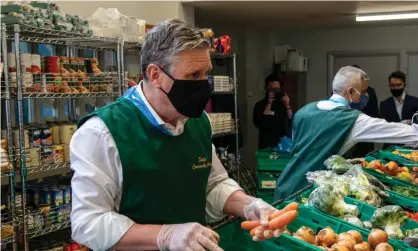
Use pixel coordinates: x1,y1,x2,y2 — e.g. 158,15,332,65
146,64,163,88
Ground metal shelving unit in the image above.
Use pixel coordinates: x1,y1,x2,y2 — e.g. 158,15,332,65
0,23,128,251
210,53,241,183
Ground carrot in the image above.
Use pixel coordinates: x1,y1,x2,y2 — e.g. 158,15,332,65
250,226,266,237
241,220,261,230
269,202,299,220
268,210,299,230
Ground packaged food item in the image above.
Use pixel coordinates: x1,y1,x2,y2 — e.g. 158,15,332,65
20,53,32,73
51,188,63,207
31,54,41,73
28,126,42,147
27,147,40,167
40,125,52,146
62,187,71,204
13,127,29,149
45,56,60,73
50,123,61,145
39,204,51,228
41,146,53,165
51,144,64,164
40,188,52,205
60,123,75,144
7,52,16,72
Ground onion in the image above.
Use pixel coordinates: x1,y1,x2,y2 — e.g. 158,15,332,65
337,233,356,248
347,230,362,244
329,244,351,251
353,243,367,251
374,243,394,251
294,226,316,244
368,229,388,249
361,242,371,251
316,227,337,247
293,235,306,242
336,240,355,250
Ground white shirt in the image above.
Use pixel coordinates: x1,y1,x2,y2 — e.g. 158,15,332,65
70,85,242,251
393,91,406,121
322,95,418,155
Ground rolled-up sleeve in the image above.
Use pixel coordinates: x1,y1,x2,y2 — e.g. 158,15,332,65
70,117,134,251
205,144,242,223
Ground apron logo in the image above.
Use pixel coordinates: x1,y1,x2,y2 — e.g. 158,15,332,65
192,157,212,170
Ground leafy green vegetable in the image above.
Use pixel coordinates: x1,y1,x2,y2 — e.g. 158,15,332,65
342,216,363,227
307,184,358,217
393,186,418,198
324,155,352,174
363,221,373,230
370,205,409,239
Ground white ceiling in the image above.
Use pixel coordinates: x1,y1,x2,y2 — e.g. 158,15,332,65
188,1,418,28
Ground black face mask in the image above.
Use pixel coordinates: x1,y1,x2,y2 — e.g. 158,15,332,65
159,67,212,118
390,88,404,98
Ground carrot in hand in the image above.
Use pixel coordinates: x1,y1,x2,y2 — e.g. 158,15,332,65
268,210,299,230
241,220,261,230
269,202,299,220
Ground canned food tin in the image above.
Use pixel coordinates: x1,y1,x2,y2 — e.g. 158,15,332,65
20,53,32,73
60,124,75,144
45,56,60,73
62,187,71,204
51,189,63,207
51,144,64,164
60,56,70,71
28,127,42,147
51,123,61,145
40,125,52,146
7,52,16,72
27,147,41,167
31,54,41,73
13,127,29,149
41,146,53,165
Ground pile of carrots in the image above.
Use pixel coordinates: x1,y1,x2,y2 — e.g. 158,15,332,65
241,202,299,241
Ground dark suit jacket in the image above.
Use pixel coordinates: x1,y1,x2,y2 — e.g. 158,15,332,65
380,94,418,123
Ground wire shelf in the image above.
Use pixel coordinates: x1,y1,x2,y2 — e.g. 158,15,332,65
1,212,15,245
212,90,235,95
25,204,71,239
25,162,70,175
6,24,89,39
6,72,120,99
212,130,237,138
210,53,233,59
28,220,71,239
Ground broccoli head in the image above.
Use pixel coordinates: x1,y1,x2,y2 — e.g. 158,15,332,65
370,205,409,239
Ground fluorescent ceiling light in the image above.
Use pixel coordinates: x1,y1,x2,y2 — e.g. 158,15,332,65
356,12,418,22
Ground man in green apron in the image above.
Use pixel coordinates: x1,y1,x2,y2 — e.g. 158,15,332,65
275,66,418,200
70,19,279,251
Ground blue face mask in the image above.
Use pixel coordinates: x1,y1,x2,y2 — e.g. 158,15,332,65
350,94,369,110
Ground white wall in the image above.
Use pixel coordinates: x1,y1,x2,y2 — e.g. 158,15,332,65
283,24,418,102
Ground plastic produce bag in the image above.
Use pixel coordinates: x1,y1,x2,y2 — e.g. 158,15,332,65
370,205,409,239
306,170,350,196
276,136,293,153
342,215,364,227
88,7,123,38
307,184,358,217
324,155,352,174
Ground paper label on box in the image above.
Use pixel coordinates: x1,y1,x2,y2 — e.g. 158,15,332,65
261,180,276,189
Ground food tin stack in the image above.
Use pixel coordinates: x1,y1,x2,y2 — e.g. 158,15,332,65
207,113,234,135
213,75,233,92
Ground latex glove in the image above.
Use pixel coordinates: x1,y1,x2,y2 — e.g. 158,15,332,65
243,198,284,240
157,222,224,251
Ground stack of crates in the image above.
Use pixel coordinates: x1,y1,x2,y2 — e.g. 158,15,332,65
255,148,291,204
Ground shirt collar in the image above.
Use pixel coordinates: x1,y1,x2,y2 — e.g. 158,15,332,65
135,82,187,135
393,91,406,103
329,94,349,107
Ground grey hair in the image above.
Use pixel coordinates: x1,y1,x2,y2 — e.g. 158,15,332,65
332,66,369,94
141,19,210,80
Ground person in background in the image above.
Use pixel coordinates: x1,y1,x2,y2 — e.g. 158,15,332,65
350,64,380,157
380,70,418,125
275,66,418,201
70,19,281,251
253,74,293,149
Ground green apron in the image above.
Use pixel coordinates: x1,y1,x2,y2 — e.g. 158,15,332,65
274,102,360,200
78,97,212,224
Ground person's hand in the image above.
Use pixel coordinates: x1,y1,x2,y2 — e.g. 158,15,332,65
401,120,412,125
267,91,276,104
157,222,223,251
243,198,284,240
282,94,290,107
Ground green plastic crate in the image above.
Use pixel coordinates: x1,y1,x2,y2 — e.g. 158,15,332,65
387,190,418,212
256,149,291,172
385,146,418,165
367,150,417,168
364,156,417,188
257,170,281,190
215,204,404,251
